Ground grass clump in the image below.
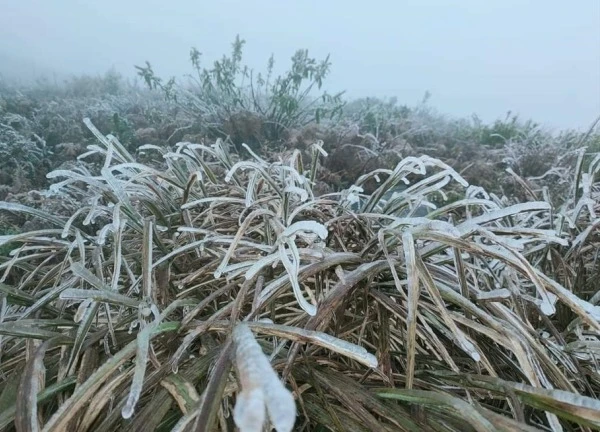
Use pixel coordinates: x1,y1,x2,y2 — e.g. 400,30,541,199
0,116,599,431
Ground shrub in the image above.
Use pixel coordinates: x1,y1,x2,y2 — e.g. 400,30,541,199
0,113,52,190
343,96,411,139
475,111,543,148
0,80,191,190
135,35,345,150
31,68,125,99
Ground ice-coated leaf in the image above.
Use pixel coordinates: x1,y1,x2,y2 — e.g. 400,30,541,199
233,388,266,432
245,254,280,281
232,323,296,432
121,325,152,419
281,220,328,242
60,288,140,309
278,242,317,316
284,185,309,202
247,322,378,368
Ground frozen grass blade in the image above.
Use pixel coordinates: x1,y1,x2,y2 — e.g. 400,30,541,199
121,324,152,419
232,323,296,432
377,388,496,432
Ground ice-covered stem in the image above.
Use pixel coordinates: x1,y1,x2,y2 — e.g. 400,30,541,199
232,323,296,432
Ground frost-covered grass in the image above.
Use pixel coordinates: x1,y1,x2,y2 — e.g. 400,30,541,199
0,118,599,431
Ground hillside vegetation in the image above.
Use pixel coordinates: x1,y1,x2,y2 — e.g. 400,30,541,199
0,38,599,431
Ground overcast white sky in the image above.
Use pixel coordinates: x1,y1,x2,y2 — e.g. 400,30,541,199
1,0,599,130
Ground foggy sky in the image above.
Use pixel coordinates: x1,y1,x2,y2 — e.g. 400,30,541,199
1,0,599,130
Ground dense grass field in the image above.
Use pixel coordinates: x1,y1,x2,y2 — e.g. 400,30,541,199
1,41,599,431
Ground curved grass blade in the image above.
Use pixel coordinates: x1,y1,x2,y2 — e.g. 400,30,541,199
42,322,178,432
376,388,496,432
